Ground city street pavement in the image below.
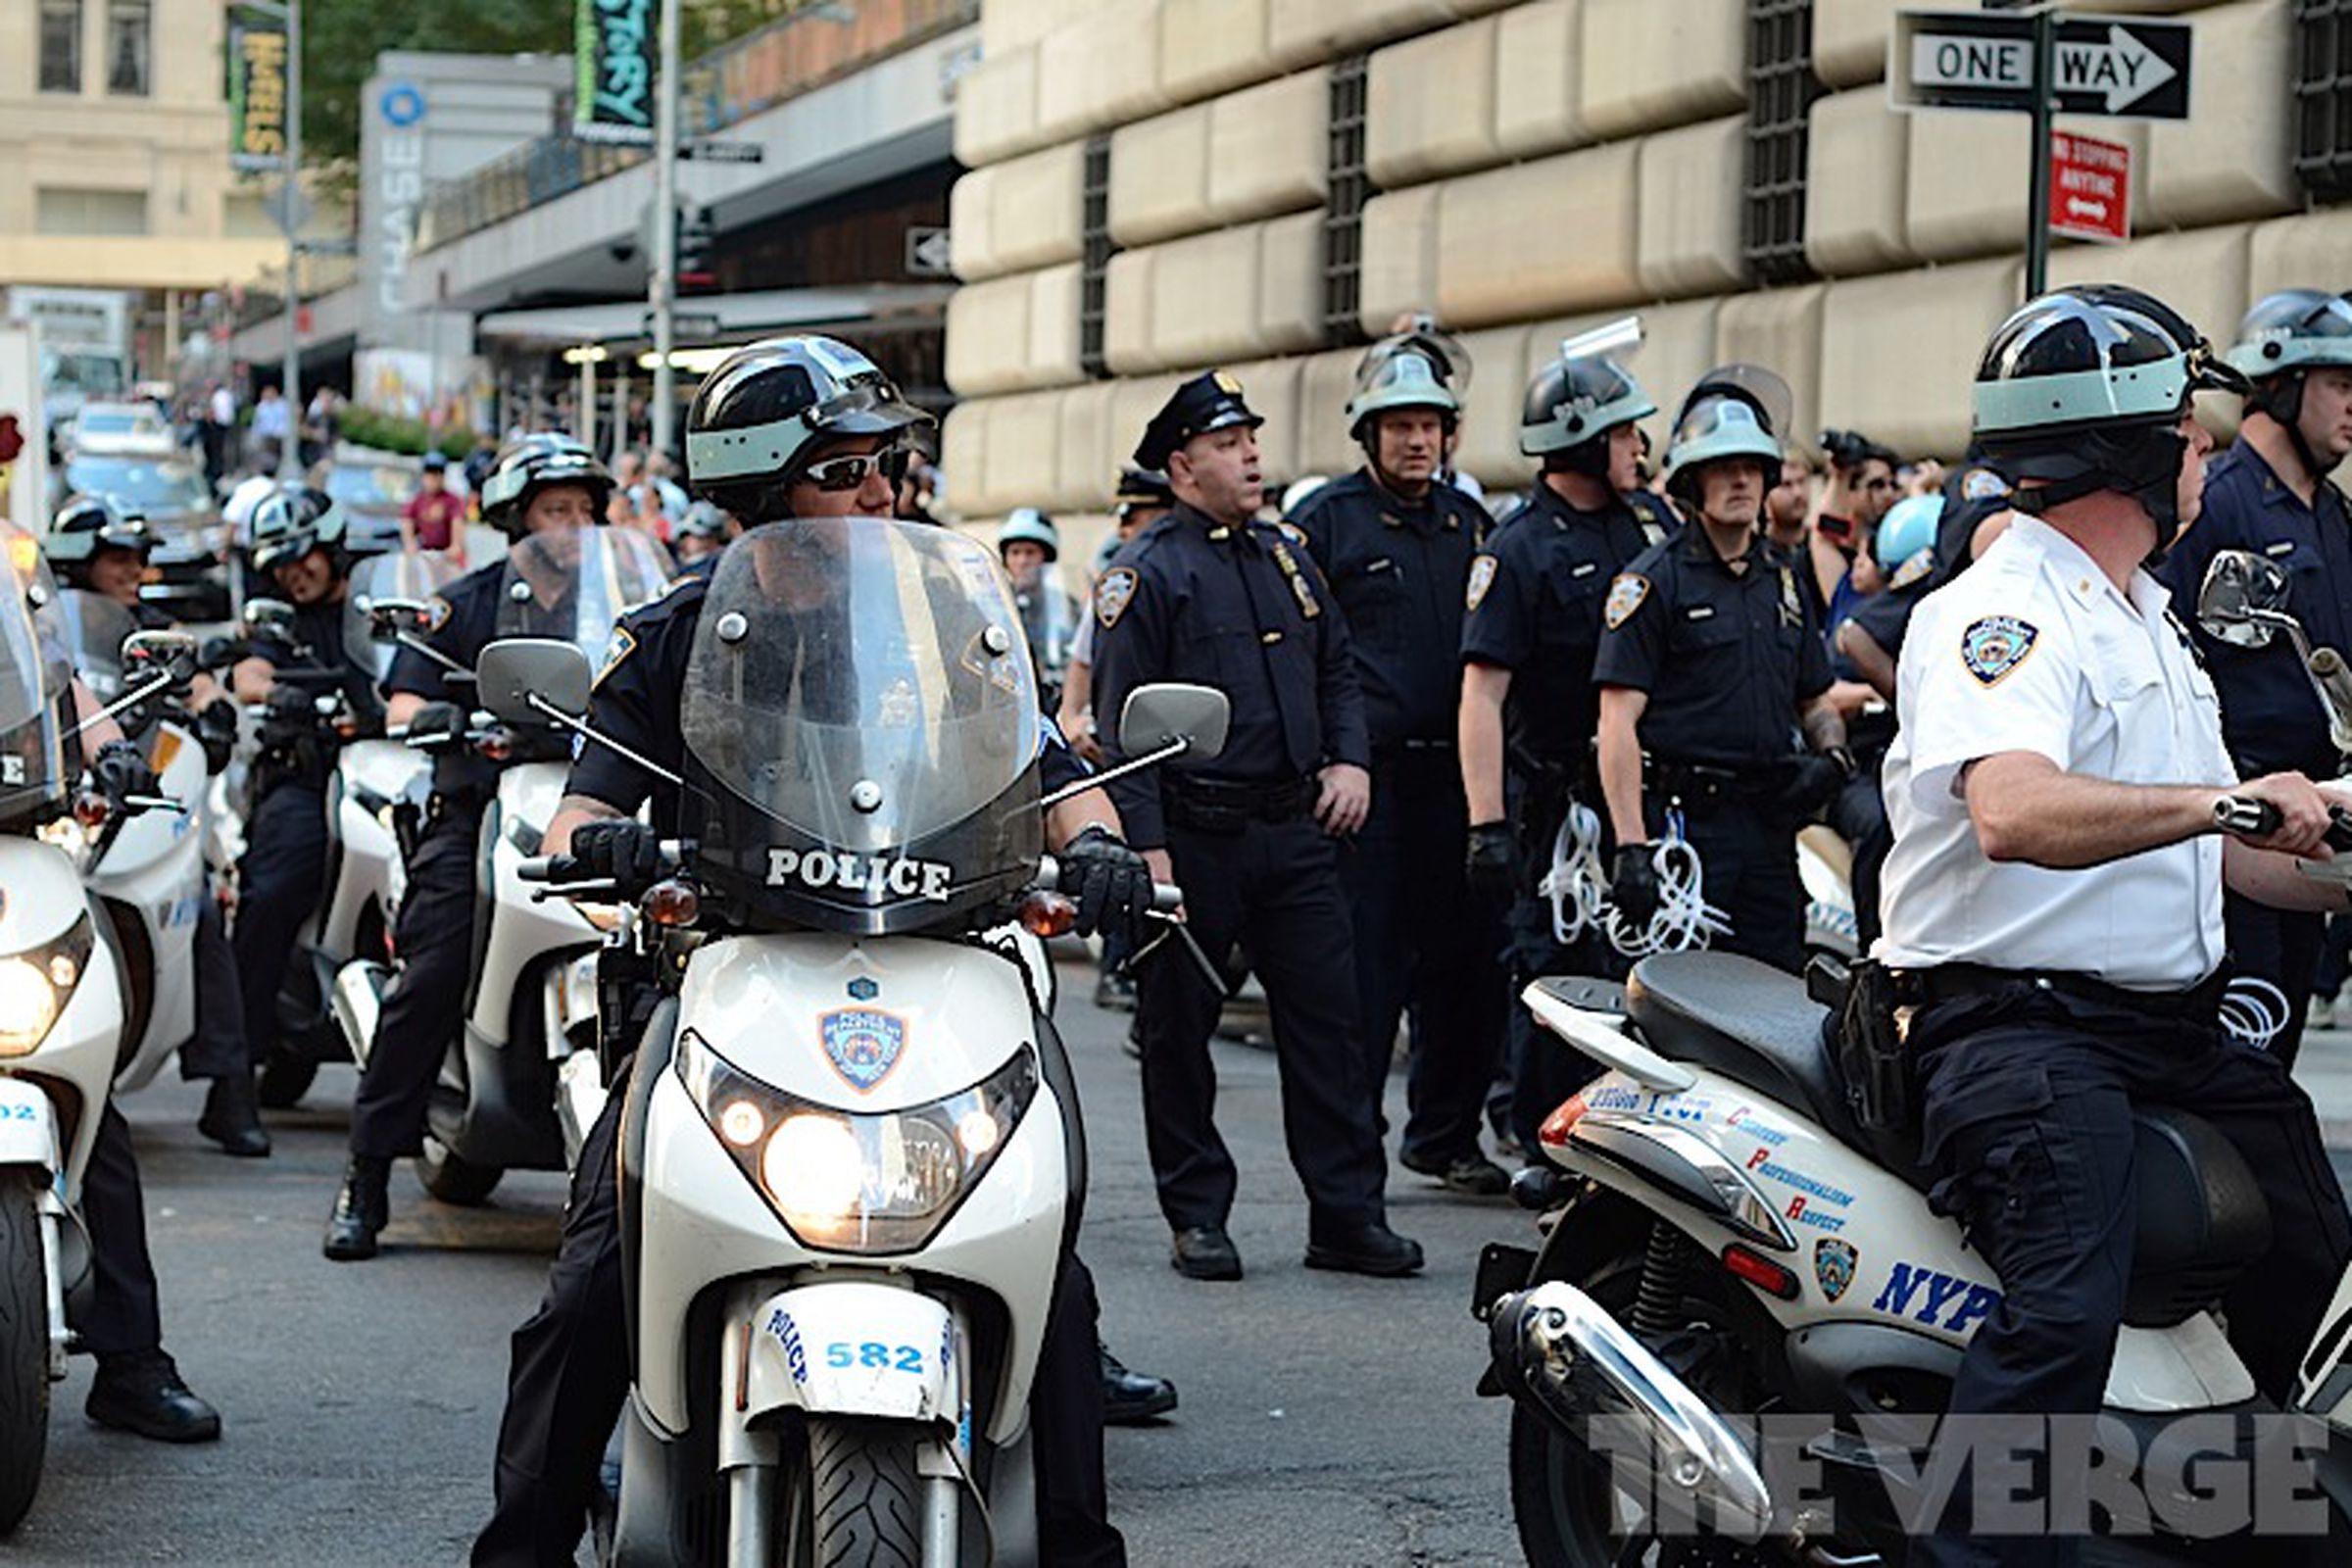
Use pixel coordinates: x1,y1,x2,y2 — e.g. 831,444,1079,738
19,970,2352,1565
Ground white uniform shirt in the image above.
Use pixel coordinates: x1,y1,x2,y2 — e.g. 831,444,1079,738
1875,515,2236,989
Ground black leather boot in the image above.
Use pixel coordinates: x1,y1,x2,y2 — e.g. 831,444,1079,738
197,1072,270,1157
85,1349,220,1443
1099,1341,1178,1425
322,1154,391,1261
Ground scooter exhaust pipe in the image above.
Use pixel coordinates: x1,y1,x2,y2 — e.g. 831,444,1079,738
1489,1281,1777,1535
330,961,391,1066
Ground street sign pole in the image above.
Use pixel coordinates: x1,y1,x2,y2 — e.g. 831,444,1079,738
2025,5,2055,298
651,0,680,460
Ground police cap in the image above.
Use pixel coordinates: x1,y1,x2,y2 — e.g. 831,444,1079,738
1134,369,1263,471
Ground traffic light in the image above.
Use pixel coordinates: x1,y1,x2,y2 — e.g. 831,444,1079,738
676,204,717,294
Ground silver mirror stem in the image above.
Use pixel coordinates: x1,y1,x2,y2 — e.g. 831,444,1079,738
75,673,176,736
1037,737,1189,810
522,692,687,788
395,630,473,678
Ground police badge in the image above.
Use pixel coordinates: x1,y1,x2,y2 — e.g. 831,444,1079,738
1815,1238,1857,1302
819,1007,907,1093
1464,555,1497,612
1095,567,1138,630
1960,614,2038,686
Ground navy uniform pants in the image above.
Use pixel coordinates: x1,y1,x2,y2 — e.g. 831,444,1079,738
74,1103,163,1359
2223,890,2326,1070
1909,986,2352,1568
230,781,330,1067
175,901,251,1082
350,798,480,1159
1138,813,1389,1238
473,1062,1125,1568
1339,750,1507,1168
1649,790,1806,976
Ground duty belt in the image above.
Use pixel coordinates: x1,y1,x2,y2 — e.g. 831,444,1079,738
1165,773,1318,828
1891,963,2228,1023
1642,757,1751,803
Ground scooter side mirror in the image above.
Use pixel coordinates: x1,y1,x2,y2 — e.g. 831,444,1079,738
363,596,436,642
241,598,298,641
122,629,198,690
475,637,592,726
1118,682,1230,764
2197,550,2291,649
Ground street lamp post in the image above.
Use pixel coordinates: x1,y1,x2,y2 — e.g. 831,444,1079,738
650,0,680,459
245,0,304,479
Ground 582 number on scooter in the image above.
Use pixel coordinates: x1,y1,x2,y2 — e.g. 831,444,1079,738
825,1341,925,1376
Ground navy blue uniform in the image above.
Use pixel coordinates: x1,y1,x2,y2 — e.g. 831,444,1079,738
350,561,505,1159
1595,530,1832,972
1294,470,1506,1174
1459,483,1663,1151
1824,576,1925,951
2162,444,2352,1065
476,572,1123,1568
1092,502,1393,1241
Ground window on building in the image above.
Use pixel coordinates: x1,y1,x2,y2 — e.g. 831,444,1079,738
106,0,150,96
36,187,149,237
38,0,82,93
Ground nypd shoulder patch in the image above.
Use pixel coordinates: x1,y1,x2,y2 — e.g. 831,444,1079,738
1960,614,2039,686
423,595,454,634
1603,573,1650,631
1096,567,1138,630
1962,466,2012,502
1465,555,1497,612
592,626,637,691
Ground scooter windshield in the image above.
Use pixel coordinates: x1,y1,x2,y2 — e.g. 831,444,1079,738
54,590,137,703
0,528,80,827
680,518,1044,933
345,551,460,682
493,525,672,663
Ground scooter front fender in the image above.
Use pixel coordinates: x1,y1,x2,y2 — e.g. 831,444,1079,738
742,1281,957,1427
0,1078,60,1172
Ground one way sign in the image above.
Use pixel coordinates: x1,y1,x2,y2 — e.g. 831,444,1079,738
1890,10,2192,121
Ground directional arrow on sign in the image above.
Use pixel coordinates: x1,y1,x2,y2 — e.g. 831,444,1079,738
2056,25,2178,116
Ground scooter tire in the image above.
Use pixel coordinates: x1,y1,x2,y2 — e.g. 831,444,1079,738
0,1172,52,1535
808,1417,923,1566
257,1052,318,1110
415,1139,503,1207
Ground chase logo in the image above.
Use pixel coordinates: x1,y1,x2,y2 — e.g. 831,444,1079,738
1873,1260,2002,1335
819,1007,906,1093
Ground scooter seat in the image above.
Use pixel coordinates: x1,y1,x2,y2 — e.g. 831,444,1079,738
1626,953,1872,1156
2123,1106,2270,1328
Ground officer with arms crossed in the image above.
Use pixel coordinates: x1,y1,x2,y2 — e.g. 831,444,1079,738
1594,368,1849,973
1458,340,1665,1160
1874,284,2352,1563
2159,289,2352,1066
321,437,616,1259
1293,332,1509,1196
1093,369,1419,1282
472,337,1168,1566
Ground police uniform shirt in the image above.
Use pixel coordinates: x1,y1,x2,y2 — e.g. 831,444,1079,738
572,570,1089,836
1091,503,1371,849
2159,442,2352,777
1458,483,1657,773
386,558,509,794
1292,468,1487,749
1592,528,1831,768
1876,515,2236,989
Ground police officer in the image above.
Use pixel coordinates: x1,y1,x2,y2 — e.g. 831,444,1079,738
1000,506,1080,704
670,499,734,569
1293,333,1508,1195
322,438,615,1260
1459,341,1669,1157
45,497,264,1154
1593,367,1849,974
227,486,373,1137
472,336,1161,1566
1093,368,1418,1281
2159,289,2352,1067
1874,283,2352,1563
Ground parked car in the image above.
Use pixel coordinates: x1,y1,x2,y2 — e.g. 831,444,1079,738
64,399,177,458
59,452,230,620
314,452,419,557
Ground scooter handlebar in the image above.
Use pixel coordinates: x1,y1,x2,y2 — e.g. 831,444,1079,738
2213,796,2352,853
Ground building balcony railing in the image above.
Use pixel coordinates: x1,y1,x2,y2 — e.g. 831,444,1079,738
413,0,977,257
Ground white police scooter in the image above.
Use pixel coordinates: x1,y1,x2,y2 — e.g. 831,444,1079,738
1473,549,2352,1565
487,517,1222,1566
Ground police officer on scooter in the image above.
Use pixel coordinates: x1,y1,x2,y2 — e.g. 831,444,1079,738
322,440,614,1260
1593,367,1849,974
2159,289,2352,1066
1873,284,2352,1563
1293,331,1510,1196
472,336,1169,1567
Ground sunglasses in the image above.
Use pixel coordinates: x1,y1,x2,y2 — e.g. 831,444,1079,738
800,446,910,493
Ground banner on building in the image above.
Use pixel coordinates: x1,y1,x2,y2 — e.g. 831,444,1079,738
576,0,657,145
228,16,291,173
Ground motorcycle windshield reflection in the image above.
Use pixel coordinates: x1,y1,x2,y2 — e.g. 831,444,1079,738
494,525,672,663
0,528,81,828
680,517,1044,935
346,551,460,682
1013,562,1081,682
55,590,136,703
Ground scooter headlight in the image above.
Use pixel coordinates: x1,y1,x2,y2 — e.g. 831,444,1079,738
674,1029,1038,1255
0,914,94,1058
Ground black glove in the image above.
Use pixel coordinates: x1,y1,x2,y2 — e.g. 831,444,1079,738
403,700,467,745
199,634,249,670
570,819,665,898
195,697,239,774
1610,843,1661,930
1464,820,1515,904
1777,748,1856,816
92,738,159,806
1058,824,1154,944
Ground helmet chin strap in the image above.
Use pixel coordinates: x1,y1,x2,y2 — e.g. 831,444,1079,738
2257,372,2328,488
